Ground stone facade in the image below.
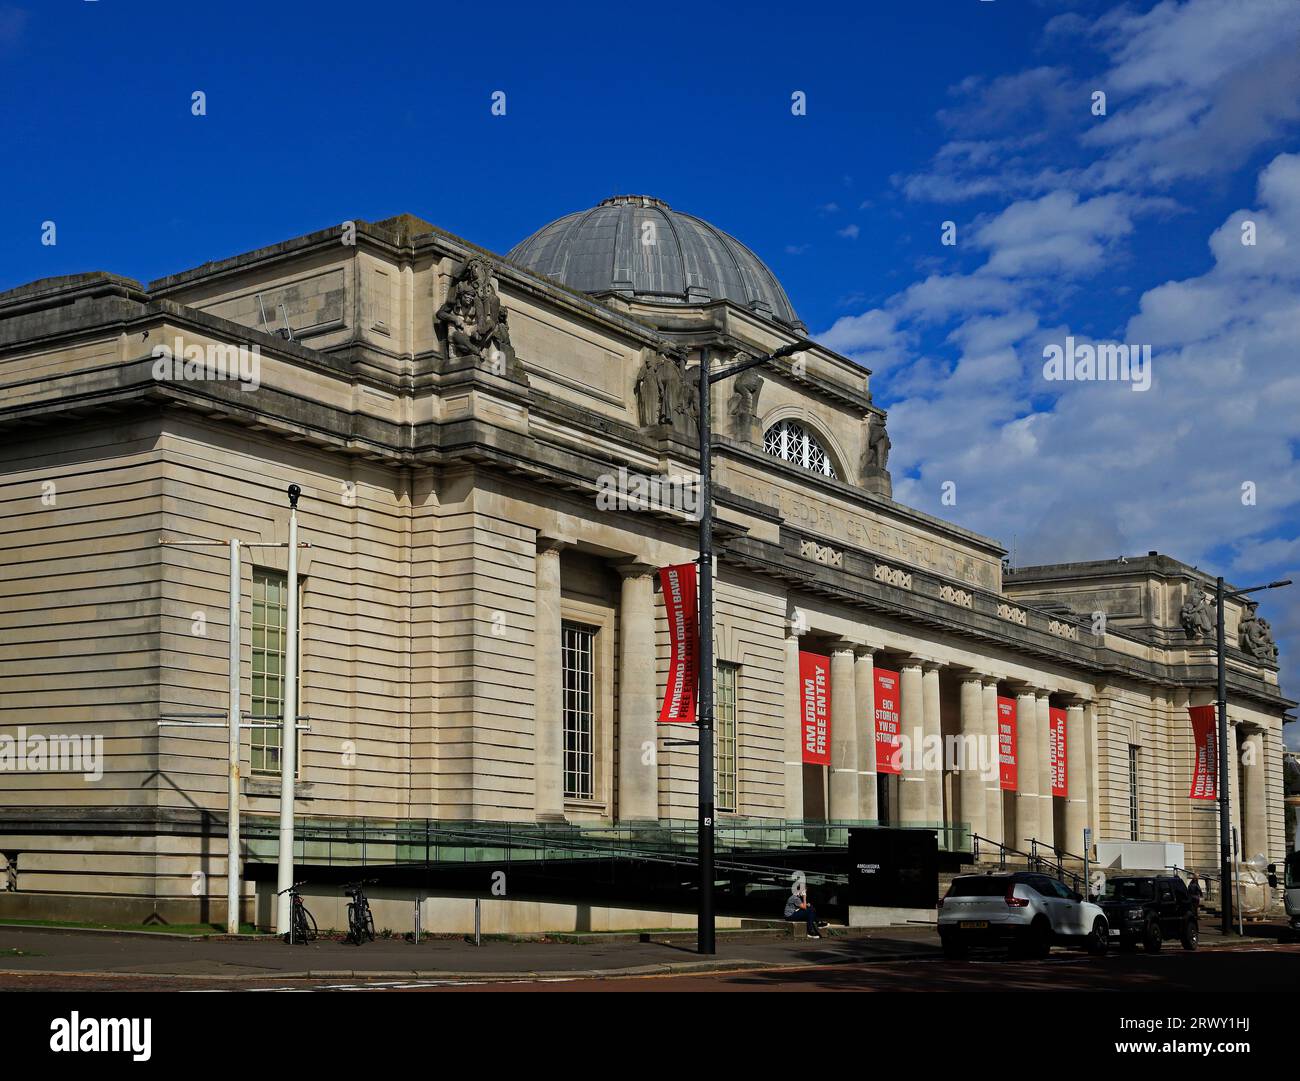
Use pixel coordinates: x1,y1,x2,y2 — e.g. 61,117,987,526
0,208,1291,926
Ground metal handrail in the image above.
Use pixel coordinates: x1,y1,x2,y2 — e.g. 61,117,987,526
971,834,1084,891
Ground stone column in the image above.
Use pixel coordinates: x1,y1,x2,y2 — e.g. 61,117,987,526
898,661,927,824
981,677,1003,849
616,563,658,823
922,661,944,826
854,647,879,821
829,645,859,820
1242,727,1269,861
1063,700,1089,855
783,628,803,819
1014,687,1040,852
957,673,987,848
534,539,567,822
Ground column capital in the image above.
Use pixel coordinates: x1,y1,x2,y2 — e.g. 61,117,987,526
536,536,570,556
854,644,881,659
612,560,657,580
920,658,945,673
981,674,1002,689
829,640,857,657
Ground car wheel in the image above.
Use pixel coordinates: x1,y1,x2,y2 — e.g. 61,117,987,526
1086,917,1109,956
1180,918,1199,951
1143,921,1163,953
1021,916,1052,960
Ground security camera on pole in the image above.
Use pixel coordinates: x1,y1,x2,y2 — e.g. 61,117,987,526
276,484,303,935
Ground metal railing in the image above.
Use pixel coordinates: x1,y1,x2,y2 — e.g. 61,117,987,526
241,816,971,868
240,817,861,889
971,834,1084,892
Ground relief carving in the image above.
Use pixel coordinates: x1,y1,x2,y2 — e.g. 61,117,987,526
799,539,843,568
1239,601,1279,661
727,361,763,443
1179,583,1215,639
634,347,699,440
939,584,973,608
859,411,892,498
436,257,525,380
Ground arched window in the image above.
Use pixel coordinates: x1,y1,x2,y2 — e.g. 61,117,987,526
763,419,837,478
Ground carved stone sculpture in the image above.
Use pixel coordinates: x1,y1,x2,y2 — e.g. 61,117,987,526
727,362,763,443
1179,584,1215,639
633,347,698,440
859,411,892,497
436,257,524,379
1239,602,1279,661
862,413,891,472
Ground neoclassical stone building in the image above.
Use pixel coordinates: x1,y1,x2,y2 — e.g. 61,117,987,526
0,195,1291,925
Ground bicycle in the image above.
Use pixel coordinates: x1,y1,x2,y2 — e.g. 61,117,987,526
276,881,317,945
344,879,377,945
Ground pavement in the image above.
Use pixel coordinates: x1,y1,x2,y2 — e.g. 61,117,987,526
0,918,1288,984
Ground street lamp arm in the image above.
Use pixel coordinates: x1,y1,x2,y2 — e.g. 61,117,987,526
708,339,816,386
1226,579,1293,599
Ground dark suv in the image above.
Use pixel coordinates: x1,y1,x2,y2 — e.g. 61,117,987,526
1098,874,1198,952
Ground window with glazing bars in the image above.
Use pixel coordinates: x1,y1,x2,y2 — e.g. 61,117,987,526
716,663,738,812
251,569,287,775
562,623,596,800
1128,745,1140,841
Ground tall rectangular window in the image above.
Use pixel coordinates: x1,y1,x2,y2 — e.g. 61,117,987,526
1128,745,1140,841
716,663,738,813
562,623,596,800
251,570,288,775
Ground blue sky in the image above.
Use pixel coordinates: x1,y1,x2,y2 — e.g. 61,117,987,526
2,0,1298,732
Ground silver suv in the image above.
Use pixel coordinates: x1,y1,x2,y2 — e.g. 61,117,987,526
938,871,1109,959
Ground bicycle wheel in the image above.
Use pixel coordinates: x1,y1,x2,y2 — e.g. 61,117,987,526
301,903,318,943
346,902,360,944
363,904,376,942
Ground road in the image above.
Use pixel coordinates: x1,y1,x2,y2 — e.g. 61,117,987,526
2,941,1296,991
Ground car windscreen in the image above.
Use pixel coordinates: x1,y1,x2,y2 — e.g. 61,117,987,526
1287,853,1300,889
948,878,1010,897
1103,878,1155,901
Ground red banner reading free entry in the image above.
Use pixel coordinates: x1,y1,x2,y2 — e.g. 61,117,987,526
799,651,830,765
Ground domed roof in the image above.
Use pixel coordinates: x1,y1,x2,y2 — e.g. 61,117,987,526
508,195,803,330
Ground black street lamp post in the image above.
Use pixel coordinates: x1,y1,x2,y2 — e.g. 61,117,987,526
696,339,812,955
1214,576,1290,935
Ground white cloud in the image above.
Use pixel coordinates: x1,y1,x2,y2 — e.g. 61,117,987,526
821,153,1300,702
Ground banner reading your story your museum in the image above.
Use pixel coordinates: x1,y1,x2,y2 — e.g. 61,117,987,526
657,563,698,724
873,667,902,774
998,696,1018,791
1188,704,1218,800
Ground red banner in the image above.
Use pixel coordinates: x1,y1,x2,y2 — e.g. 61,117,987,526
873,668,902,775
799,652,831,765
657,563,698,724
1048,706,1067,798
1189,705,1218,800
998,696,1018,791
